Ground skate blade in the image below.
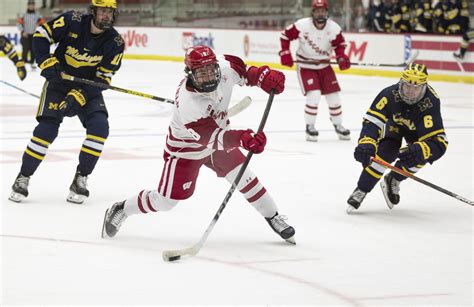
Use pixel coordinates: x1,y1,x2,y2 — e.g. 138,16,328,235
9,192,26,203
346,205,357,214
67,191,87,204
306,135,318,142
101,208,110,238
380,181,395,209
337,134,351,141
285,236,296,245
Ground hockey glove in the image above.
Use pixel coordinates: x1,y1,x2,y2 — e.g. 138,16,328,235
15,61,27,80
337,54,351,70
354,136,377,167
240,129,267,154
65,88,87,112
247,66,285,94
398,141,430,168
279,49,294,67
39,56,65,83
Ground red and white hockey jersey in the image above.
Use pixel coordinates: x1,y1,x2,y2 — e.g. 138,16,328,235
165,55,247,160
280,17,346,70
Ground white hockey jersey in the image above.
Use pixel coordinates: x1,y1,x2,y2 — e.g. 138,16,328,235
280,17,346,70
165,56,246,160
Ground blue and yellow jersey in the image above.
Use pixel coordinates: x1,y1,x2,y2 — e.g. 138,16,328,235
33,11,124,96
361,83,448,163
0,35,21,64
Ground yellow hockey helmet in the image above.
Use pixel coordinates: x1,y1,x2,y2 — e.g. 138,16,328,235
401,62,428,85
399,62,428,105
91,0,117,9
90,0,118,30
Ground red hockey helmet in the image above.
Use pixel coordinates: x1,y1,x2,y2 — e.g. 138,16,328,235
184,46,221,92
312,0,328,10
185,46,217,70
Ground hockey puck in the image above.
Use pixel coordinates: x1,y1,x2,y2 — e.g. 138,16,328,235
167,255,181,262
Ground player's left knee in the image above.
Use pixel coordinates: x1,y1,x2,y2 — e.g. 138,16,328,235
325,92,341,107
149,190,179,211
85,112,109,139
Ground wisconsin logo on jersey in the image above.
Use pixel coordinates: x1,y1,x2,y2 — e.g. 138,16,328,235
65,46,103,68
182,181,192,190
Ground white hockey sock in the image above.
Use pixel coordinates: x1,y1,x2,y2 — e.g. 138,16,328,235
225,166,278,218
304,90,321,125
124,189,178,216
326,92,343,125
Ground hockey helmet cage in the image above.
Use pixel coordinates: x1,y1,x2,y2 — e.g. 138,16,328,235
184,46,221,93
312,0,329,23
90,0,118,30
399,62,428,105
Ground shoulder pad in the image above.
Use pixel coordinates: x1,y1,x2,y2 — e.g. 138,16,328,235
0,35,6,48
113,33,124,47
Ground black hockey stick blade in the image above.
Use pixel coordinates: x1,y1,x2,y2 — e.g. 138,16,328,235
372,157,473,206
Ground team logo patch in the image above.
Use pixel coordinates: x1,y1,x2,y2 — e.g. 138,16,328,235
114,36,124,47
307,79,313,85
71,11,82,22
183,181,192,190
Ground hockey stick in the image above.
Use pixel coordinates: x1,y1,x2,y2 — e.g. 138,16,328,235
60,73,251,117
162,90,276,262
372,157,473,206
0,80,40,98
61,72,174,104
295,50,420,68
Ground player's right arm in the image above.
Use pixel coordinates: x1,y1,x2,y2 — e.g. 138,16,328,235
33,11,73,71
177,96,265,154
279,22,300,67
360,88,393,141
0,35,27,80
353,88,393,166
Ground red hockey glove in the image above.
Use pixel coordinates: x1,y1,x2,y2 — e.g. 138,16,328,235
337,54,351,70
247,66,285,94
240,129,267,154
279,49,294,67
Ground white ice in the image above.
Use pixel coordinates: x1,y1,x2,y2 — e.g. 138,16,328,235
1,58,473,306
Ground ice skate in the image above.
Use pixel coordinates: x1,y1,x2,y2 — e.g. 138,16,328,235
380,172,400,209
305,124,319,142
346,188,367,213
9,173,30,203
333,123,351,140
265,213,296,244
453,51,464,61
102,201,127,238
67,170,89,204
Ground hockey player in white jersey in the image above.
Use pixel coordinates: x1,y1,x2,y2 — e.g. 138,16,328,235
102,45,295,244
279,0,351,142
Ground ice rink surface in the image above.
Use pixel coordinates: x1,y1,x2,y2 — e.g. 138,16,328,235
1,58,473,306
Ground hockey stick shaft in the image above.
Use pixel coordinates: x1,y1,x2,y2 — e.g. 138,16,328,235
372,157,473,206
0,80,40,98
295,60,408,67
60,72,175,104
60,73,251,117
295,50,420,68
163,90,276,261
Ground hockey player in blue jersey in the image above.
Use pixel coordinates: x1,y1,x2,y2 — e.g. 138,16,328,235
9,0,124,204
0,34,27,80
347,63,449,212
